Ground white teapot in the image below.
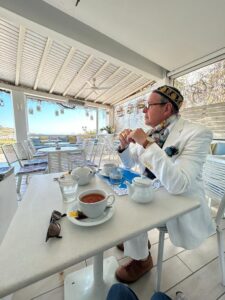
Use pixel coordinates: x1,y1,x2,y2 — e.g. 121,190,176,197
71,166,94,186
125,176,154,204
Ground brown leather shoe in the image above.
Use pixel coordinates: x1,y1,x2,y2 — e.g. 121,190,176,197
116,240,151,252
115,253,153,283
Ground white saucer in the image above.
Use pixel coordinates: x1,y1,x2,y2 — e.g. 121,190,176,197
98,170,110,177
67,202,114,227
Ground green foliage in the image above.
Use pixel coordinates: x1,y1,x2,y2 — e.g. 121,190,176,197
100,126,114,134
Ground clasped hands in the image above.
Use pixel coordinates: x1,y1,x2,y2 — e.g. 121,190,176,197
119,128,147,150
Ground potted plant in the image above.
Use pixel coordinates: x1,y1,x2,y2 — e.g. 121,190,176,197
100,126,115,134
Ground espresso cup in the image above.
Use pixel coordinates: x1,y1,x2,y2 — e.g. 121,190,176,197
78,189,115,218
103,163,117,176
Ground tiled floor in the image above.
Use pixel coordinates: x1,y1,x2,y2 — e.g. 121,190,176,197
9,158,225,300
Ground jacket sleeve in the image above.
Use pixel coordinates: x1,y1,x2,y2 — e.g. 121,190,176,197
118,143,144,169
139,127,213,194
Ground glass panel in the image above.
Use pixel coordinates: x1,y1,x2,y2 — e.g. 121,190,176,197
98,109,109,133
174,59,225,109
26,98,97,136
0,89,16,165
0,89,16,145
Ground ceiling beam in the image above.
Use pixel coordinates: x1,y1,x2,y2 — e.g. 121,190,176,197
33,37,52,90
49,47,76,93
0,0,167,80
104,76,144,104
0,80,110,109
112,80,153,105
75,61,109,98
15,25,26,86
63,55,93,96
93,66,123,102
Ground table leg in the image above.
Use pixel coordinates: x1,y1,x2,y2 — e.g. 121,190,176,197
64,252,119,300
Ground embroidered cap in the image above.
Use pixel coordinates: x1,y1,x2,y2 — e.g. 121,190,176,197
153,85,184,110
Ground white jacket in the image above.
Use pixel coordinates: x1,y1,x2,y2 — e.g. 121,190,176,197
119,117,215,249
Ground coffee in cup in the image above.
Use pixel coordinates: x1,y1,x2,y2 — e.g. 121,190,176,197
81,193,105,203
78,189,115,218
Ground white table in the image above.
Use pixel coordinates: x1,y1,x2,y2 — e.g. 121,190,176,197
0,174,200,299
37,146,82,153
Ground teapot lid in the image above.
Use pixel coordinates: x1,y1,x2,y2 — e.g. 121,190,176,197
133,176,152,186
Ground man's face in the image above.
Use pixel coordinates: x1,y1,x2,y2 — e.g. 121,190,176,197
143,93,171,127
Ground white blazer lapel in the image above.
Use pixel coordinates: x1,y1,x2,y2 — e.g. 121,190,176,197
162,118,185,149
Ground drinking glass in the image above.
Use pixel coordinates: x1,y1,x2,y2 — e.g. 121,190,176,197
109,168,123,190
58,176,78,203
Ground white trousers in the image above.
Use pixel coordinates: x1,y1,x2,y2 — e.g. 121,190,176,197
124,232,149,260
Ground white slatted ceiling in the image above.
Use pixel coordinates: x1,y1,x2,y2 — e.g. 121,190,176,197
0,19,18,82
54,49,90,94
67,57,106,95
38,41,71,91
81,64,119,100
0,16,154,105
92,69,131,102
181,102,225,138
20,29,47,87
110,77,149,104
103,74,141,104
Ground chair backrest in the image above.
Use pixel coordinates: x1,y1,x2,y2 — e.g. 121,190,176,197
23,140,33,159
203,155,225,201
91,142,105,168
27,138,37,155
84,140,95,161
2,144,21,166
211,142,225,155
13,142,28,160
47,152,70,173
67,149,86,169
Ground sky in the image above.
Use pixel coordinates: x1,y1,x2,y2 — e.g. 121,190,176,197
0,90,15,128
0,90,108,134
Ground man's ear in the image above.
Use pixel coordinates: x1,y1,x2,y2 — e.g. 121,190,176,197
164,102,173,117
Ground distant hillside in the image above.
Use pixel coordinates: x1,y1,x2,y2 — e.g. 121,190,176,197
0,126,15,136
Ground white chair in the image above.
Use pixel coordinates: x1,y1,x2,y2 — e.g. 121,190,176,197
203,155,225,285
1,144,48,193
24,139,47,159
47,152,70,173
84,140,96,162
13,142,47,166
88,142,105,169
155,155,225,291
68,148,86,169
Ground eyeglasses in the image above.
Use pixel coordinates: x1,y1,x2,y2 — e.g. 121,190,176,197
46,210,66,242
144,102,168,110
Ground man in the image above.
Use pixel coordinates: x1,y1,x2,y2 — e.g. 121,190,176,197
116,85,215,283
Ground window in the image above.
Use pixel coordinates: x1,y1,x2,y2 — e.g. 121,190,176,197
26,98,97,135
0,89,15,146
98,109,109,133
174,59,225,109
174,59,225,139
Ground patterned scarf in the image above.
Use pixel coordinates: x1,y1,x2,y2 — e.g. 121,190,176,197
144,115,177,179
